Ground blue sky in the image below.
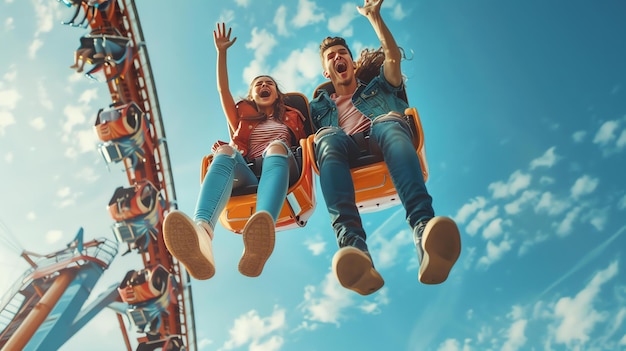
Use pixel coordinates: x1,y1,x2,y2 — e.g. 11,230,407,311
1,0,626,350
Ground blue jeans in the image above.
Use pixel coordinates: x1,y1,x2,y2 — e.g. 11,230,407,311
314,114,434,246
193,143,291,229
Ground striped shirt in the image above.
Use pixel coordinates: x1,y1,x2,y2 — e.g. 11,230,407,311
333,93,371,135
246,117,292,158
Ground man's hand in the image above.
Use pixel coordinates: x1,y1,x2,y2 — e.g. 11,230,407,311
357,0,383,17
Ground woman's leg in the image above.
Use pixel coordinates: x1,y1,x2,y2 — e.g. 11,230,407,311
163,145,256,280
194,145,256,228
239,140,290,277
256,140,290,220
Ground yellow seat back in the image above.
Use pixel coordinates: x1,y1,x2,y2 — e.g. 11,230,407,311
308,81,429,213
200,93,316,234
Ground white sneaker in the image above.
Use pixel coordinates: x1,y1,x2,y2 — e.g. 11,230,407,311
163,210,215,280
417,216,461,284
239,211,275,277
332,237,384,296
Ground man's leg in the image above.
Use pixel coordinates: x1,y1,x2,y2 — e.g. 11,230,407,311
315,127,384,295
372,114,461,284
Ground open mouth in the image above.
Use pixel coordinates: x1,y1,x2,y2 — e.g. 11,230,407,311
335,61,347,73
259,88,271,98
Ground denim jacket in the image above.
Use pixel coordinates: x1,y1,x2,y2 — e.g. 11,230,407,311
310,66,409,129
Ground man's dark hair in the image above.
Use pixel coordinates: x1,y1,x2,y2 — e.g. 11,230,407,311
319,37,353,61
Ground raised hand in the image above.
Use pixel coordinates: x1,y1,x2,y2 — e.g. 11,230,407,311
213,22,237,52
357,0,383,17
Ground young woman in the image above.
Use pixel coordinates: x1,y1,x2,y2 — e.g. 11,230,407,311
163,23,308,280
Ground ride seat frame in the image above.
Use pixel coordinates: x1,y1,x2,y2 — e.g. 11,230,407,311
306,82,429,213
199,92,316,234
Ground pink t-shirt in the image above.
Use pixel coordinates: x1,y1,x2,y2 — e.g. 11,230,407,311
246,117,292,159
332,93,371,135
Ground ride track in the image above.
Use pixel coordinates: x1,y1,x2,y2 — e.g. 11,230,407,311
0,1,431,349
0,0,195,350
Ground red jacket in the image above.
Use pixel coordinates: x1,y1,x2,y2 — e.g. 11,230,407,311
230,100,308,157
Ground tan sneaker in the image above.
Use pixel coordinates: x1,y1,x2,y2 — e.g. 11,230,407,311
414,216,461,284
239,211,275,277
163,210,215,280
332,236,384,296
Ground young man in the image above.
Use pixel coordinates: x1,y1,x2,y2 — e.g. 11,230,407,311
310,0,461,295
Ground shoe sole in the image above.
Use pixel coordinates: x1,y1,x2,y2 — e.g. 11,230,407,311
239,212,275,277
333,247,384,295
163,211,215,280
419,217,461,284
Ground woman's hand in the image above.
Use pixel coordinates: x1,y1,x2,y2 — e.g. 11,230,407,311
213,22,237,52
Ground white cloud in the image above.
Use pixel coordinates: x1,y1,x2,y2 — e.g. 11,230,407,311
390,3,409,21
572,130,586,143
46,229,63,244
372,228,409,269
29,116,45,130
482,218,509,240
274,5,289,36
436,338,463,351
570,175,599,199
4,17,14,31
477,237,512,268
55,186,79,208
197,338,213,349
75,128,98,153
62,104,88,133
504,190,539,215
246,27,275,56
0,110,16,136
33,0,56,36
243,28,278,83
218,9,235,24
530,146,558,169
556,206,582,236
233,0,249,7
454,196,487,224
28,38,44,59
4,152,13,163
74,166,100,183
585,207,610,231
220,306,286,351
300,271,354,326
535,191,570,216
291,0,325,29
3,68,17,84
269,46,324,93
539,175,555,185
552,261,617,347
359,287,390,314
502,319,528,351
327,3,357,36
304,237,326,256
488,170,531,199
37,81,53,110
248,335,283,351
466,205,498,236
593,120,619,145
57,186,71,198
26,212,36,221
0,88,21,109
78,88,99,105
64,146,78,159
